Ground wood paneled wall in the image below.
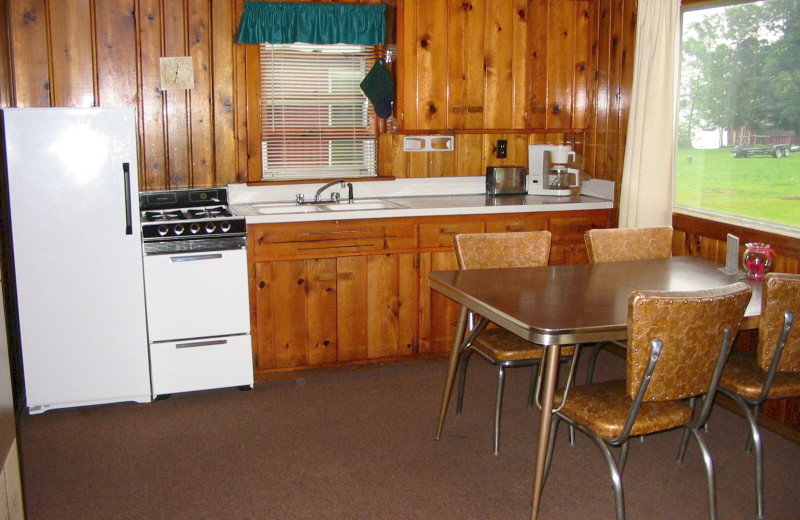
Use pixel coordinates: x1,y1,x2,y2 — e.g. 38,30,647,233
0,0,634,204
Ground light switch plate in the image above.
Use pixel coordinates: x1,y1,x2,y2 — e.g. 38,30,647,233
160,56,194,90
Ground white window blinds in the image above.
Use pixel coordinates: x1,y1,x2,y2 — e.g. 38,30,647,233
259,43,379,180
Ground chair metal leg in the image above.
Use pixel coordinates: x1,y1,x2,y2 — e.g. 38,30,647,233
745,404,761,453
618,440,630,475
455,350,473,417
527,363,540,409
590,433,626,520
691,427,718,520
493,366,506,455
586,343,605,384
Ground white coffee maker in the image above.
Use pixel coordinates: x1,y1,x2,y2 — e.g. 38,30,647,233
527,144,580,196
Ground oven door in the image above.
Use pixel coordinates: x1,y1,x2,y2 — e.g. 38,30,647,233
143,248,249,342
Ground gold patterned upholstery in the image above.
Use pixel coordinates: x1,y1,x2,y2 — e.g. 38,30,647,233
584,226,673,264
717,272,800,520
451,231,577,454
548,283,751,520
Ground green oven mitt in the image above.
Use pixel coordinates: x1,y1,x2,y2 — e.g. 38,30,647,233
360,59,394,119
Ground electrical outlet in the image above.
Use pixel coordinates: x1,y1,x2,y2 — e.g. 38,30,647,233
496,139,507,158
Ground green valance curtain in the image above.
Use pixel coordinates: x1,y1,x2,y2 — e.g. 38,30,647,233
236,2,386,45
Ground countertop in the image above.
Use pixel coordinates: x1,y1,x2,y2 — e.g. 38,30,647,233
228,177,614,224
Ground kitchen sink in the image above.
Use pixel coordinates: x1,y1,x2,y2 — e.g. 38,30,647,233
250,199,405,215
252,203,322,215
320,199,406,211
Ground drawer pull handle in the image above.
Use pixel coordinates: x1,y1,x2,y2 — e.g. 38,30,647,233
176,339,228,349
170,253,223,263
297,229,375,237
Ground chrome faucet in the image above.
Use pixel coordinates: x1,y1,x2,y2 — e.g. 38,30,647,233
314,179,346,202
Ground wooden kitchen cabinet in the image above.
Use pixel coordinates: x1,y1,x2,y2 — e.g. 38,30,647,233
398,0,592,132
248,210,610,377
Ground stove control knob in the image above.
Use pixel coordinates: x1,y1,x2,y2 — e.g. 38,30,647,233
220,221,232,233
205,222,216,234
189,223,201,234
174,224,185,236
157,225,169,237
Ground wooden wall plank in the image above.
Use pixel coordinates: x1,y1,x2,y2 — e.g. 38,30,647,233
337,255,368,361
0,1,11,107
455,134,484,176
483,0,514,128
398,0,416,128
211,0,239,185
414,0,447,129
94,0,138,108
162,0,191,187
529,0,548,129
573,1,590,129
511,0,529,128
48,0,94,107
306,258,338,365
546,0,574,129
137,0,167,190
187,0,214,187
446,0,484,129
9,0,50,107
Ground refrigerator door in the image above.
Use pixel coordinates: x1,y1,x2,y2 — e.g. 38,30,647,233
2,107,151,412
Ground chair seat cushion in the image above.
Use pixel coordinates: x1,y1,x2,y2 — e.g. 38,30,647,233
556,380,693,439
472,328,576,362
720,353,800,399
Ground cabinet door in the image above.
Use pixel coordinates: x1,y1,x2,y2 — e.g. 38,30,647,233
252,254,418,372
419,250,460,354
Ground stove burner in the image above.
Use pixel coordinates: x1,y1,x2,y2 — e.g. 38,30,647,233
143,210,185,222
187,207,233,219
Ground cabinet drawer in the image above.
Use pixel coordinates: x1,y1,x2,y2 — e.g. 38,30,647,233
549,214,610,243
485,217,548,233
418,221,483,248
251,220,416,258
150,334,254,396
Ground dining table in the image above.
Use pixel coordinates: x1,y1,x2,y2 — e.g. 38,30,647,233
428,255,763,520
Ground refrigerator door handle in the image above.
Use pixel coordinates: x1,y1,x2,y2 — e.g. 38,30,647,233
123,162,133,235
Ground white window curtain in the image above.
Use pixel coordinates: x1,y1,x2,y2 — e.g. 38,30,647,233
618,0,681,228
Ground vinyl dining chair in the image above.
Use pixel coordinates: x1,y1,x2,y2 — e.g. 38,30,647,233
710,272,800,520
451,231,578,455
544,282,751,520
583,225,674,383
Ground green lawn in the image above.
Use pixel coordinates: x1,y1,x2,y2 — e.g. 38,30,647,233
675,147,800,229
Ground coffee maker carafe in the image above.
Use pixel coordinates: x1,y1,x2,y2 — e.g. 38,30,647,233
527,144,580,196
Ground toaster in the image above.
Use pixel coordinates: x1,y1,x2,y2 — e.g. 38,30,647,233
486,166,527,196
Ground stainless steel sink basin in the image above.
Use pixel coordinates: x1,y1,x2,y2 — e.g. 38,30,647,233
250,199,405,215
320,199,406,211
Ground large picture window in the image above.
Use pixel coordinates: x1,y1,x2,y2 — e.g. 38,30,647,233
675,0,800,233
259,43,380,180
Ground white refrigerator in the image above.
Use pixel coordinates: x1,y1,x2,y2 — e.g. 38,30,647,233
1,107,151,413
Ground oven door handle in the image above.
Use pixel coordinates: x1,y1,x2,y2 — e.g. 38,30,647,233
176,339,228,349
123,163,133,235
169,253,224,263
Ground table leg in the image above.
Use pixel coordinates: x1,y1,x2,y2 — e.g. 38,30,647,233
435,306,469,440
531,344,561,520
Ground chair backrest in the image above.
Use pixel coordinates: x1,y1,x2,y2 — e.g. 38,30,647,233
585,226,673,263
626,282,751,401
758,273,800,372
453,231,552,269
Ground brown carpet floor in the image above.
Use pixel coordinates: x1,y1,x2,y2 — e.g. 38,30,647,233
16,354,800,520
